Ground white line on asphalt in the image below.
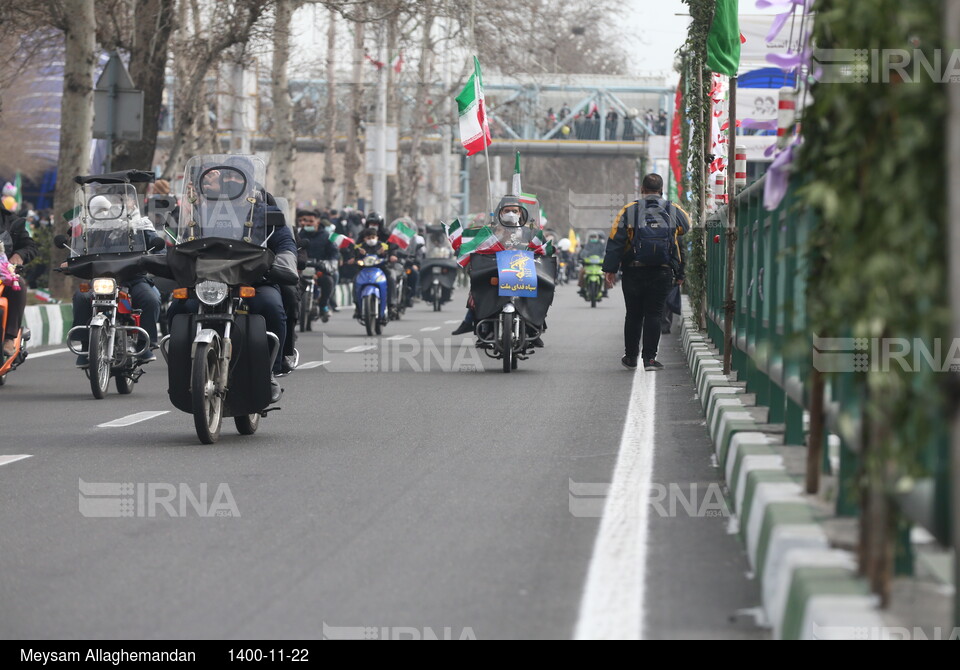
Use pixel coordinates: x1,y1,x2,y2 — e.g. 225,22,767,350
26,348,70,359
574,369,657,640
344,345,377,353
297,361,330,370
444,320,461,324
385,335,410,341
98,411,170,428
0,455,32,468
420,327,441,332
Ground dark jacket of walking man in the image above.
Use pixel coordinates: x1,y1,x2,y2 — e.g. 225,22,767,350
602,173,689,371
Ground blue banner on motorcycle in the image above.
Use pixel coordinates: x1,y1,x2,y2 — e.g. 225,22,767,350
496,250,538,297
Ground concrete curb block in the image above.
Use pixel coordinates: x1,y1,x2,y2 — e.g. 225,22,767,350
679,301,881,639
22,304,72,347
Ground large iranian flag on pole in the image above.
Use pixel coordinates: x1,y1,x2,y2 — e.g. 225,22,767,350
329,232,355,249
456,57,492,157
387,220,416,249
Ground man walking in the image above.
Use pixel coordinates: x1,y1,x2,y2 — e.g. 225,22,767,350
603,173,688,371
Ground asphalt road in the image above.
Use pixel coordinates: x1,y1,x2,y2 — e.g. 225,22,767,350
0,283,764,640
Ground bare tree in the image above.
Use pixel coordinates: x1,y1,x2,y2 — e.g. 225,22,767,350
321,6,338,207
341,4,365,207
270,0,299,202
163,0,270,179
396,5,435,218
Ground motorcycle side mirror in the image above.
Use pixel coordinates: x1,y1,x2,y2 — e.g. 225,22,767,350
149,236,166,252
54,234,70,249
266,210,286,229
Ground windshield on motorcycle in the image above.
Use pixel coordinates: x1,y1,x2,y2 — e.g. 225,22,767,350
70,183,152,256
424,224,453,259
177,154,268,245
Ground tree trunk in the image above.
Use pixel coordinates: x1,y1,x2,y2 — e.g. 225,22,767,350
321,8,338,208
270,0,297,202
399,10,434,218
48,0,96,301
343,9,366,208
111,0,175,174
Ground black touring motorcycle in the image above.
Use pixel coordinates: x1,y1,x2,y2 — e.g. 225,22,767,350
158,155,284,444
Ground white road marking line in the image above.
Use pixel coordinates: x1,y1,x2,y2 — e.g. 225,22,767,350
25,348,70,359
575,369,657,640
98,411,170,428
444,320,461,324
385,335,410,341
297,361,330,370
420,327,441,332
344,345,377,353
0,455,32,468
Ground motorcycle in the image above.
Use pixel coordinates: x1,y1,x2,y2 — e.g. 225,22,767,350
420,257,459,312
299,260,334,332
469,250,556,373
57,171,165,399
158,154,284,444
354,254,389,336
582,254,605,307
0,260,28,386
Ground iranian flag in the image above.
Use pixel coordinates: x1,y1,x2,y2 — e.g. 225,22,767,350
390,51,404,74
456,226,505,267
519,193,538,207
63,205,83,237
444,219,463,251
456,57,492,157
527,229,554,257
387,220,416,249
329,232,355,249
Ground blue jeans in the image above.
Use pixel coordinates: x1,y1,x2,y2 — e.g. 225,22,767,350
72,278,161,347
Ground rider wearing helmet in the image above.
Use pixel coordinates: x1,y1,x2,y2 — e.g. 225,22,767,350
346,227,397,319
578,230,608,297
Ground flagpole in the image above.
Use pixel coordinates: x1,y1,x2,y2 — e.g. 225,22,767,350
482,141,493,219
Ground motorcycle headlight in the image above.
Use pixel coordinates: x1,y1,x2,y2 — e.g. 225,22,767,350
92,278,117,295
196,280,228,306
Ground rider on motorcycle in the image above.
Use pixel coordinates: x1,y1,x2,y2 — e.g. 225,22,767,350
71,194,163,367
450,196,544,347
578,231,607,296
347,225,400,318
0,205,37,360
297,209,339,319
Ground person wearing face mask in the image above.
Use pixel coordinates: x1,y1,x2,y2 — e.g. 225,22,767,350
297,209,339,320
450,196,544,347
346,227,399,318
578,231,608,298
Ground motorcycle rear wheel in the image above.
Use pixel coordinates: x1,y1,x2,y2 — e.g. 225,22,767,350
116,374,133,395
192,341,223,444
501,312,514,374
235,412,260,435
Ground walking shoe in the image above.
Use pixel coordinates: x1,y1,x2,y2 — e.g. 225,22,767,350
269,376,282,404
137,349,157,363
643,359,664,371
451,321,473,336
2,338,16,358
621,355,638,370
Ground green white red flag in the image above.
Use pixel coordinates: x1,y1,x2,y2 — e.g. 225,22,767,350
456,57,492,157
443,219,463,251
527,229,555,257
456,226,505,267
329,232,354,249
387,220,416,249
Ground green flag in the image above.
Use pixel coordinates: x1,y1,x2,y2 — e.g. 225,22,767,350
706,0,741,77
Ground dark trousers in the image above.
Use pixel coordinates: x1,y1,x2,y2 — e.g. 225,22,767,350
72,278,162,347
317,273,334,310
620,266,674,361
167,284,286,374
2,284,27,341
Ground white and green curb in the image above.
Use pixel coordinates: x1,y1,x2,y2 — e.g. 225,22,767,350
679,298,882,639
22,304,72,348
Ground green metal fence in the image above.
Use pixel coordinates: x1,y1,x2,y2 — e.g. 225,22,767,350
703,176,952,572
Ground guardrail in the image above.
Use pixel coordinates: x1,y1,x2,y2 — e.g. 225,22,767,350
703,176,952,580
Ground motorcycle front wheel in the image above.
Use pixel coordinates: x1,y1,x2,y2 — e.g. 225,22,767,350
192,341,223,444
299,291,312,333
364,295,375,337
88,325,112,400
501,311,514,374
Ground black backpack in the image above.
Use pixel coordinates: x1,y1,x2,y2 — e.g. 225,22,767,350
631,198,678,269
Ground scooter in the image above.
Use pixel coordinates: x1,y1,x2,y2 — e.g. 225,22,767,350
0,257,28,385
354,254,389,336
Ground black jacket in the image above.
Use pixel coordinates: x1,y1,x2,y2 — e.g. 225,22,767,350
0,208,38,265
601,195,689,280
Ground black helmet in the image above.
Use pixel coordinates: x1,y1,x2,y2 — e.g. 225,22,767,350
495,195,529,228
366,211,384,227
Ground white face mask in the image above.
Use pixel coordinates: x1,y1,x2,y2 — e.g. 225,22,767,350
326,224,336,234
365,238,379,247
500,212,521,226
